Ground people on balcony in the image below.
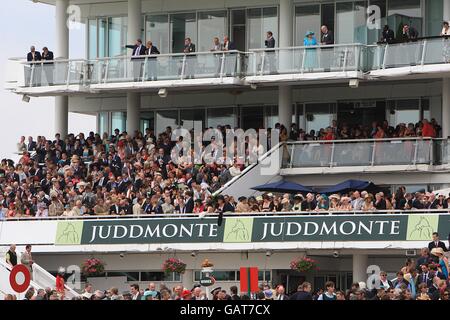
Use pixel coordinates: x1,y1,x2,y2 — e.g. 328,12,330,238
400,24,419,42
303,31,318,70
320,25,334,45
441,21,450,37
381,25,395,44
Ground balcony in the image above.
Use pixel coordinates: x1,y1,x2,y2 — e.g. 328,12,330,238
6,51,246,96
281,138,450,175
5,38,450,96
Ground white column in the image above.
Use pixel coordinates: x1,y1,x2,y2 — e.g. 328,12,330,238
443,79,450,138
127,92,140,134
55,0,69,137
278,86,293,128
126,0,142,134
279,0,293,48
182,269,194,290
444,0,450,22
352,254,368,284
278,0,293,129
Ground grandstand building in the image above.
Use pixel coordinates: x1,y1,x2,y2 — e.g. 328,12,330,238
2,0,450,296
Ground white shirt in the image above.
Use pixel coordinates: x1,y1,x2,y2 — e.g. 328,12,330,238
442,27,450,36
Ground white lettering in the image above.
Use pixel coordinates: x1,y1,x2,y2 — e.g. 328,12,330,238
357,221,373,235
319,222,337,235
129,225,144,239
286,222,302,236
113,225,128,239
390,221,400,235
208,224,218,237
162,224,178,238
304,222,319,236
339,221,356,235
179,224,193,238
144,225,160,238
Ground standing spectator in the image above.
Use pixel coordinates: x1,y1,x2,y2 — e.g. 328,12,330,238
210,37,223,52
441,21,450,36
290,282,313,300
275,285,288,300
380,25,395,43
320,25,334,45
303,31,318,70
265,31,275,48
21,244,33,274
421,119,436,138
431,248,449,279
428,232,448,253
41,46,54,85
416,248,432,272
401,24,419,42
317,281,336,300
130,284,142,300
351,191,364,210
223,36,236,51
5,244,17,267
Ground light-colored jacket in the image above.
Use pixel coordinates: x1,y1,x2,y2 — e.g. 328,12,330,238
48,201,64,216
21,251,33,273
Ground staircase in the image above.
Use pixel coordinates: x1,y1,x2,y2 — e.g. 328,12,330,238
0,258,80,300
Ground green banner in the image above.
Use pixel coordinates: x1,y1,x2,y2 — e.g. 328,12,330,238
54,214,450,245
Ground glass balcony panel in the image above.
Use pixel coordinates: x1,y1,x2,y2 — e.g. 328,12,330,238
415,140,431,164
373,140,415,165
384,42,423,68
423,38,450,65
332,142,373,166
291,144,332,167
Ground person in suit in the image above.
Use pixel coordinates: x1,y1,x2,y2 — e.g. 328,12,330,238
264,31,276,74
222,36,237,76
223,36,236,51
320,25,334,45
27,136,36,151
109,200,121,215
126,39,146,81
130,284,142,300
183,191,194,214
428,232,448,253
275,285,289,300
145,41,160,81
41,47,54,85
20,244,34,275
392,271,410,289
418,264,434,288
26,46,42,86
229,286,240,300
183,37,196,79
401,24,419,42
381,25,395,44
289,282,313,300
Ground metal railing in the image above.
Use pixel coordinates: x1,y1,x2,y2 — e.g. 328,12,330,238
282,137,450,169
1,209,450,222
247,43,365,76
7,37,450,89
15,51,246,88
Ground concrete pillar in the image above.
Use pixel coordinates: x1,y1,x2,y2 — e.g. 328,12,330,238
278,0,293,129
443,79,450,138
182,269,194,290
126,0,142,134
352,254,368,284
278,85,293,129
127,92,140,134
55,0,69,137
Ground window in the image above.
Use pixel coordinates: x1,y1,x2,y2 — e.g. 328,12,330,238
194,271,237,281
180,109,206,131
106,271,139,282
156,110,179,134
140,111,155,132
98,18,107,58
368,0,387,44
207,107,236,128
265,105,279,129
108,17,127,57
305,103,336,133
146,15,169,54
295,5,321,46
88,19,97,59
388,99,420,126
247,7,278,49
336,2,367,44
425,0,443,37
387,0,422,39
141,271,180,282
231,10,246,51
111,112,126,134
98,112,109,136
198,11,227,52
171,13,197,53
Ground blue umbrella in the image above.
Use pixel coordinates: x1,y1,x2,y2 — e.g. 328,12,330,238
252,180,313,194
318,179,376,194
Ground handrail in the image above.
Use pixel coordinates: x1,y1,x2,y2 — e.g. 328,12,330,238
249,43,365,52
286,137,440,145
1,209,450,222
212,141,283,197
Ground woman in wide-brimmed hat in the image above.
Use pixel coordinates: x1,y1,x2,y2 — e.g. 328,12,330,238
303,30,318,70
338,196,353,211
431,247,449,279
362,194,375,212
329,194,340,210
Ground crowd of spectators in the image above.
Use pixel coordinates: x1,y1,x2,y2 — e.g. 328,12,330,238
0,117,445,220
287,118,441,142
4,235,449,301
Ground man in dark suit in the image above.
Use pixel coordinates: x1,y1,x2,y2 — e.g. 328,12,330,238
26,46,42,86
320,25,334,45
381,25,395,44
264,31,276,74
289,282,313,300
229,286,240,300
418,264,433,288
183,37,196,79
109,201,121,215
275,285,289,300
182,191,194,214
27,136,36,151
41,47,54,85
222,36,237,76
416,248,433,272
130,284,142,300
145,41,160,81
428,232,448,252
126,39,146,81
